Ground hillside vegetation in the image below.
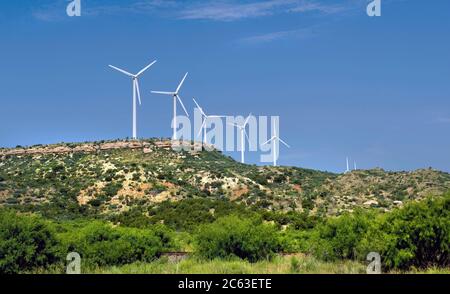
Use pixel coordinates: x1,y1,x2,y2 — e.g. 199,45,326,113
1,139,449,218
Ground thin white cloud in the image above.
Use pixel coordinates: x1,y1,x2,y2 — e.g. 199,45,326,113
83,0,178,17
178,0,346,21
32,0,177,21
32,0,349,22
288,1,346,14
32,10,62,22
179,0,288,21
31,0,67,22
238,27,314,45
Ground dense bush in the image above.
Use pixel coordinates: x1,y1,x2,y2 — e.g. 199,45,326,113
147,198,254,231
195,215,281,262
0,209,59,273
305,194,450,270
57,221,173,266
378,195,450,270
0,208,177,272
307,210,376,261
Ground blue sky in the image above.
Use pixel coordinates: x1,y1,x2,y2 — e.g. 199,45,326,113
0,0,449,172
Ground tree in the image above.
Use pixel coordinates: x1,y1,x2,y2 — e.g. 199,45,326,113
0,209,59,273
380,195,450,270
195,215,281,262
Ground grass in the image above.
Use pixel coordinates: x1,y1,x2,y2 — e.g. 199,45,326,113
30,254,450,274
33,255,368,274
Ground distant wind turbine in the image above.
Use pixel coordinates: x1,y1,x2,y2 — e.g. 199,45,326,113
345,157,350,173
228,114,252,163
152,73,190,140
354,161,357,171
108,60,157,140
193,98,225,145
262,121,290,167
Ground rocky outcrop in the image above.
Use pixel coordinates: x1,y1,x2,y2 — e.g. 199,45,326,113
0,140,216,158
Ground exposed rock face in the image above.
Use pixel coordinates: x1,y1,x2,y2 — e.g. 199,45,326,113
0,140,209,157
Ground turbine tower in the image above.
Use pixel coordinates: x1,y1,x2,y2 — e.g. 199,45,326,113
193,98,224,145
228,114,252,163
345,157,350,173
262,121,290,167
108,60,157,140
152,73,190,140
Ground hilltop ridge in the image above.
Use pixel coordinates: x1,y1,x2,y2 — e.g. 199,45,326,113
0,139,212,156
1,139,449,217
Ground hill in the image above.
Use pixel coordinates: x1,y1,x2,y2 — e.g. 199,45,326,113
1,139,449,217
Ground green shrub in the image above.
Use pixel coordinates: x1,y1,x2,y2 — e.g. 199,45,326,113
195,215,281,262
147,198,253,231
57,221,170,266
379,195,450,270
308,210,377,261
305,194,450,270
0,209,59,273
103,182,122,197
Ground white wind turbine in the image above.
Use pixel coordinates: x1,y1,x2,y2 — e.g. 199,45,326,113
262,122,290,167
151,73,190,140
193,98,224,145
108,60,157,140
345,157,350,173
228,114,252,164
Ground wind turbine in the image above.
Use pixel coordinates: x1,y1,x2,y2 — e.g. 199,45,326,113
108,60,157,140
262,121,290,167
345,157,350,173
151,73,190,140
193,98,224,145
228,114,252,164
354,161,357,171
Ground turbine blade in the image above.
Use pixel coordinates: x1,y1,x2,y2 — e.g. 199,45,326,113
135,80,142,105
136,60,157,77
227,122,239,128
176,95,189,117
197,120,206,138
208,115,225,118
192,98,206,117
176,72,188,93
262,137,276,146
278,137,290,148
244,113,252,127
152,91,174,95
108,65,134,77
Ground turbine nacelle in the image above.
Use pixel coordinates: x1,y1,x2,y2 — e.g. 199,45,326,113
228,113,252,130
109,60,157,79
228,113,253,163
151,72,190,140
151,72,190,117
193,98,225,138
262,136,290,148
262,121,290,166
